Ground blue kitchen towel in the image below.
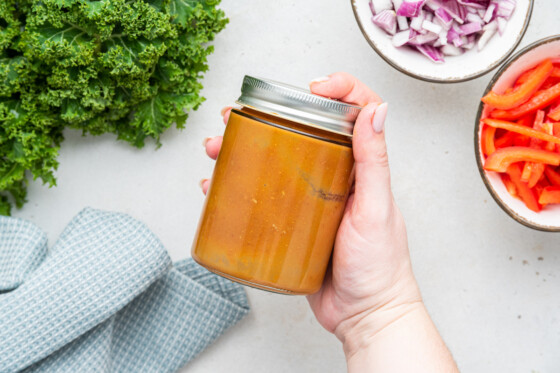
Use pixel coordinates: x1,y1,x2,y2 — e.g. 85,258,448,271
0,208,250,373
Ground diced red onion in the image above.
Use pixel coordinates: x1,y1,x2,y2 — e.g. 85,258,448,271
410,11,426,30
368,0,516,63
422,20,443,34
478,23,497,50
458,0,490,9
497,16,508,35
459,22,482,35
392,30,411,46
434,8,453,27
483,3,496,22
372,10,398,35
466,12,484,24
397,1,426,17
496,0,516,20
416,45,444,63
370,0,394,14
397,15,410,30
441,44,463,56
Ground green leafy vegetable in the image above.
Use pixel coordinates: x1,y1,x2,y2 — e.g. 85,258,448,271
0,0,227,214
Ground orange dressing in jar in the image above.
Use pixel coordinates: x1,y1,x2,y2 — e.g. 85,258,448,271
192,76,360,294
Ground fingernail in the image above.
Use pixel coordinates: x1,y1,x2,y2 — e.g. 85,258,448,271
220,106,231,116
199,178,208,189
372,102,388,134
202,137,211,147
310,76,330,84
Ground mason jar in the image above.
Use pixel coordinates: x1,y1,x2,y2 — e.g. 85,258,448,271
192,76,360,294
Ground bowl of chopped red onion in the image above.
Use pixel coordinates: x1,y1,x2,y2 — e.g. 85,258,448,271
351,0,533,83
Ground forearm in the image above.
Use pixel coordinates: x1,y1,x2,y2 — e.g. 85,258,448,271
337,302,459,373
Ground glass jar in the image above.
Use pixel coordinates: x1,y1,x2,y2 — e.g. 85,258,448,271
192,76,360,295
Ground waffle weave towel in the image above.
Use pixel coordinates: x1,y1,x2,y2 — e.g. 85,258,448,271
0,208,249,373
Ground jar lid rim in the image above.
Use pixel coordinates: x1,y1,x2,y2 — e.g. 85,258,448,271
236,76,361,136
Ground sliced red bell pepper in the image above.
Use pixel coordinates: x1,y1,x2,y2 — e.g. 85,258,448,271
521,111,547,186
527,163,545,188
554,123,560,152
547,100,560,121
484,146,560,173
514,68,534,87
538,185,560,205
483,118,560,145
490,83,560,120
506,163,542,212
494,131,516,149
544,166,560,186
516,113,535,127
552,67,560,78
501,174,518,198
513,134,531,147
482,59,553,110
481,125,496,156
521,162,533,182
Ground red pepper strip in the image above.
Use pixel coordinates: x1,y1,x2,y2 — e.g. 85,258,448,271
494,131,516,149
538,185,560,204
513,134,531,147
528,163,545,188
484,147,560,173
544,166,560,185
521,162,533,182
490,83,560,120
522,111,547,185
482,59,553,110
542,77,560,90
517,113,535,127
483,118,560,145
554,123,560,152
506,163,542,212
481,125,496,156
548,100,560,121
542,123,556,151
552,67,560,78
520,112,545,181
501,174,518,198
515,68,534,87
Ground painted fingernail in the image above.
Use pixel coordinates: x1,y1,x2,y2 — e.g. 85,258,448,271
372,102,388,134
310,76,330,84
202,137,211,147
220,106,231,116
199,178,208,189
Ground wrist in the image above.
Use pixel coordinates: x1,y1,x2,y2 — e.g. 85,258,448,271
334,276,423,359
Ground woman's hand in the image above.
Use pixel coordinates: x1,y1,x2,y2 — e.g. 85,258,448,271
202,73,458,372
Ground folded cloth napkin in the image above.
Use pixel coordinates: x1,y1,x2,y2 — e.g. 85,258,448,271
0,208,250,373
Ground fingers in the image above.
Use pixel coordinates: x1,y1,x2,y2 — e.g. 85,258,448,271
200,107,231,195
221,106,232,125
351,101,393,223
204,136,223,160
199,179,210,195
309,72,382,107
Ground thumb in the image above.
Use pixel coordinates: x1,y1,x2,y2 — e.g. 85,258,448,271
351,102,393,222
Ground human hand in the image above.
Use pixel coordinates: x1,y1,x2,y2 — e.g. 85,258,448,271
202,74,457,372
202,72,421,338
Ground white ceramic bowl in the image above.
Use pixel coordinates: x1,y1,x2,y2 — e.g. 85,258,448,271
351,0,533,83
475,35,560,231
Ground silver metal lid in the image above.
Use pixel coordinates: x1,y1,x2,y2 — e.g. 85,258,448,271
236,76,361,136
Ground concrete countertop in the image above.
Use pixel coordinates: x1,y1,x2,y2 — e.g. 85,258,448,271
14,0,559,372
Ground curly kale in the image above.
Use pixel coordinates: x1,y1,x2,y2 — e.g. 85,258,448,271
0,0,227,214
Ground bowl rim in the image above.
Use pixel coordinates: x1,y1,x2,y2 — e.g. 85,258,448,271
474,34,560,232
350,0,534,84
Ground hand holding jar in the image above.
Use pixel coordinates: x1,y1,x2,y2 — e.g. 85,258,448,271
200,73,459,372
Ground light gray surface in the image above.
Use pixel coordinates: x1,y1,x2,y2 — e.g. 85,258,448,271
13,0,559,372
